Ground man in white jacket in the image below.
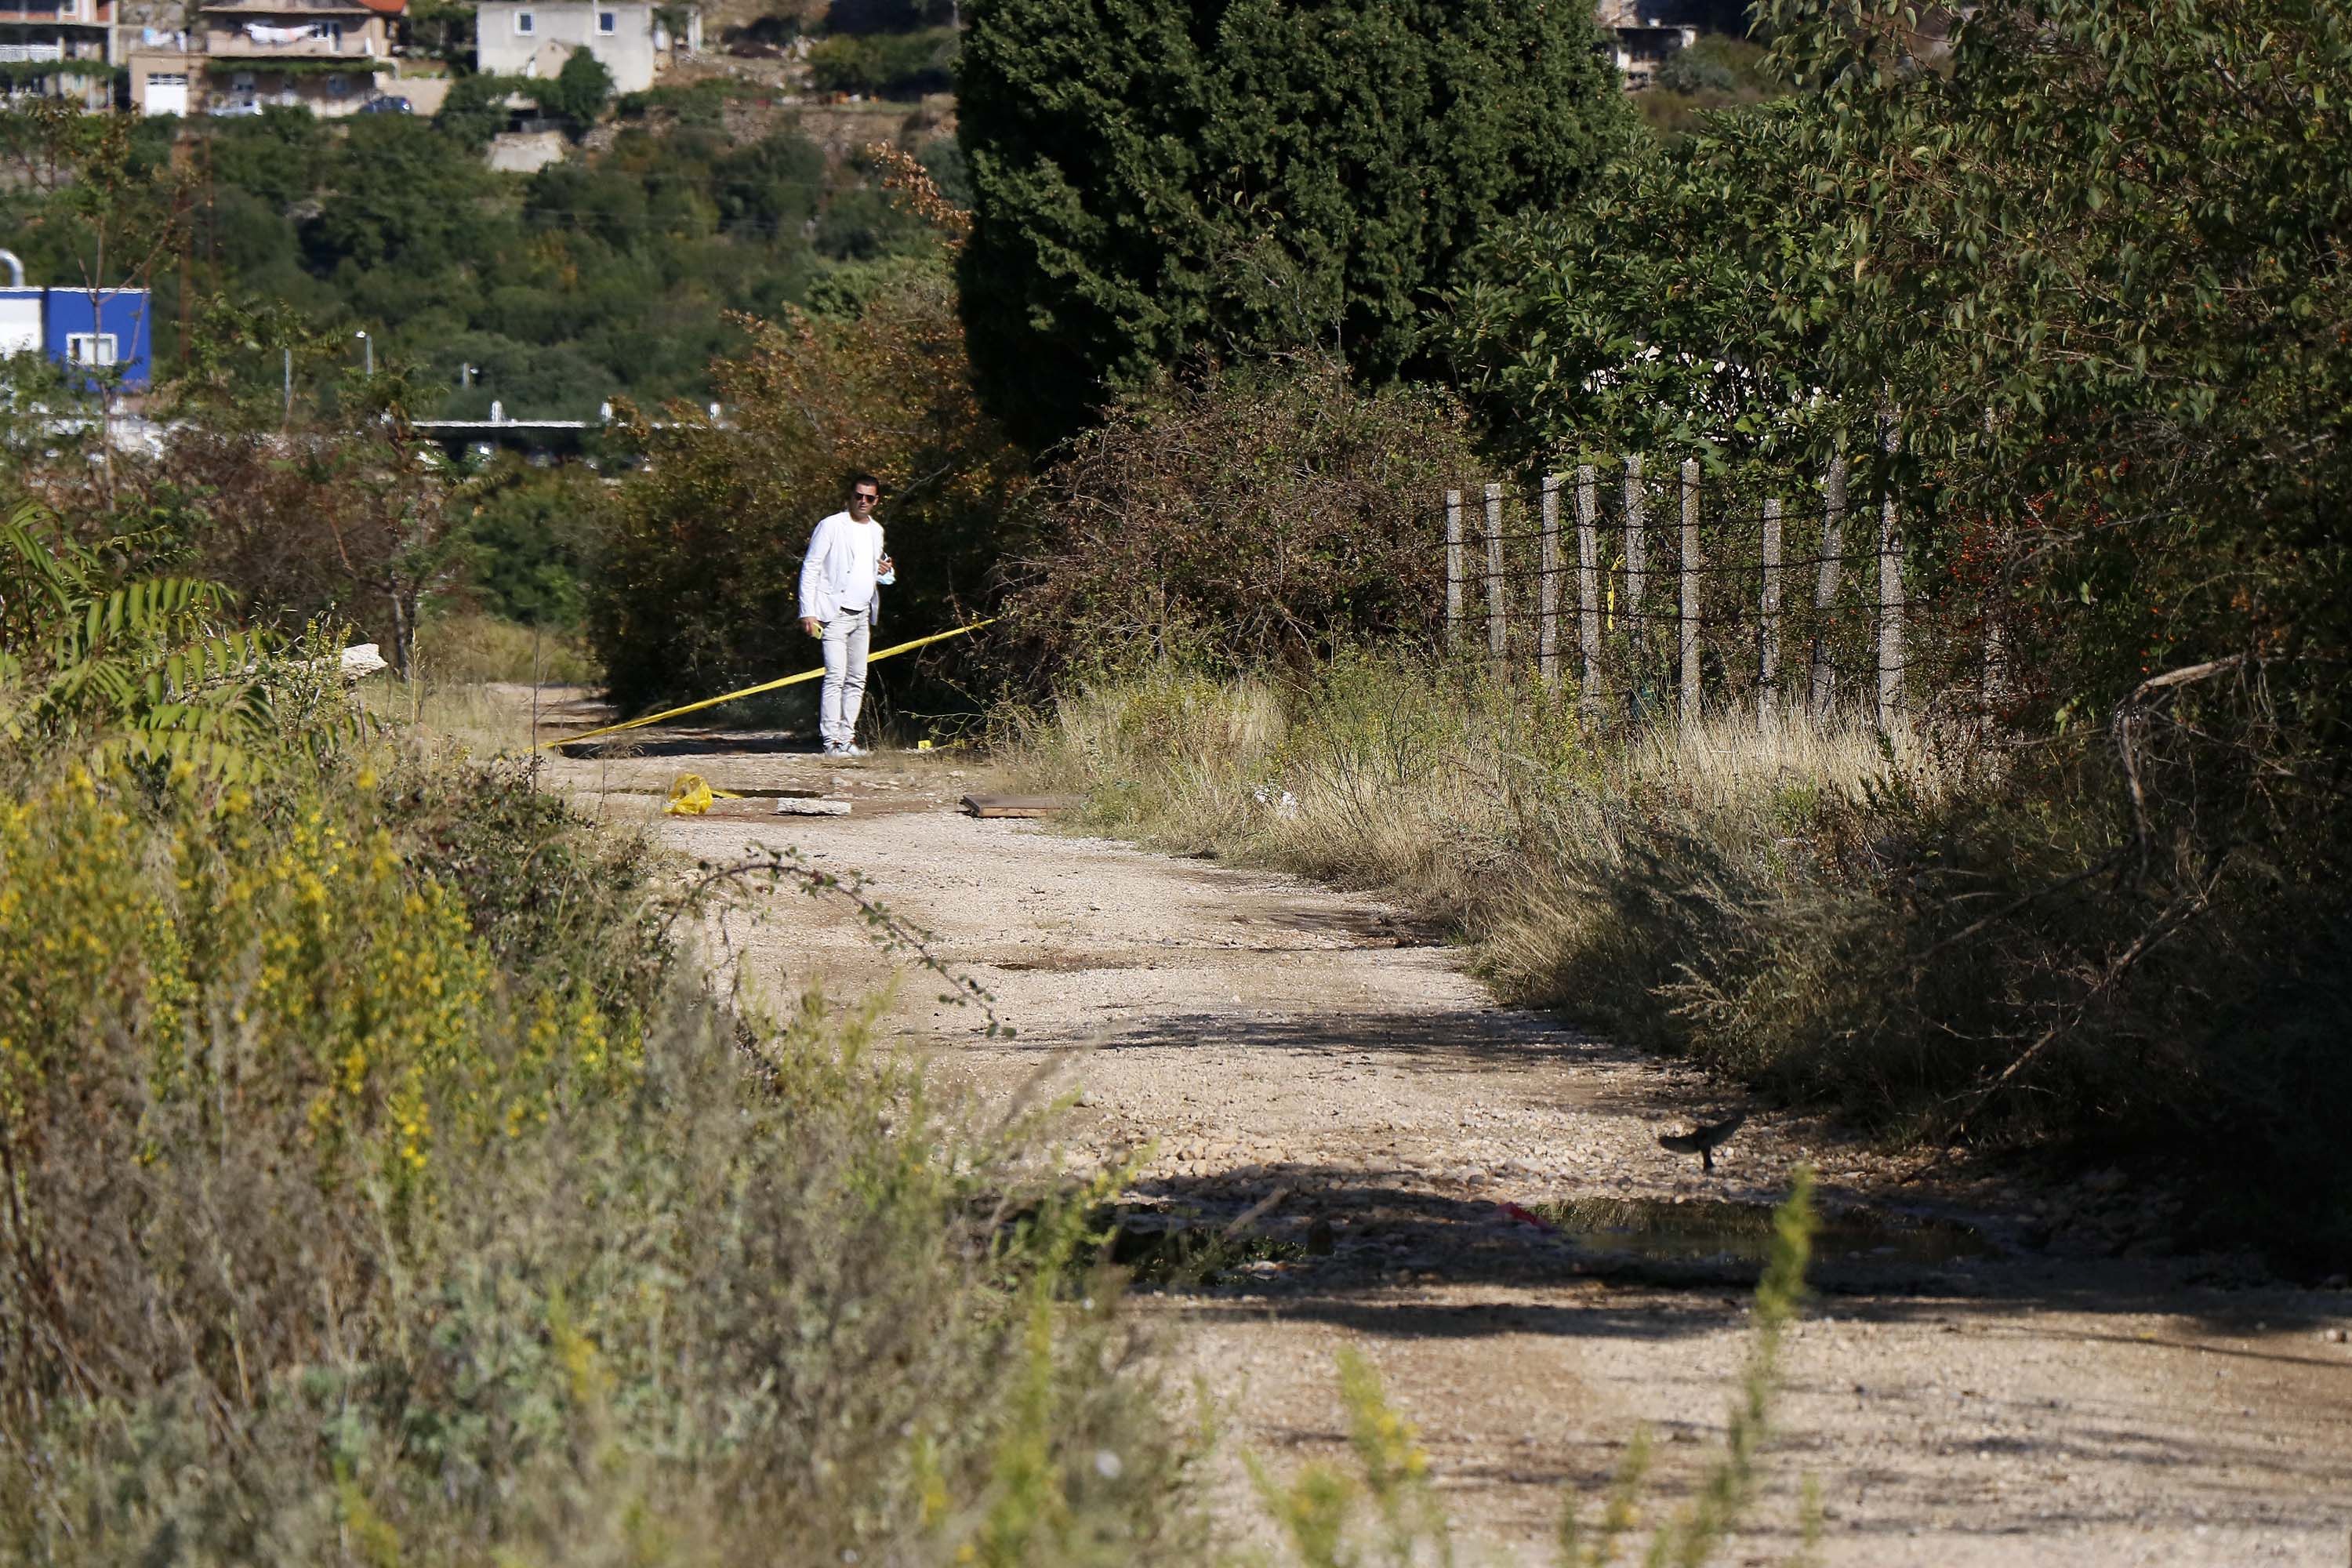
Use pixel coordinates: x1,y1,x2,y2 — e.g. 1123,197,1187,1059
797,475,895,757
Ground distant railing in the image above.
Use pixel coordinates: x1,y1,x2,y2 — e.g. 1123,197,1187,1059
206,27,372,56
0,42,67,62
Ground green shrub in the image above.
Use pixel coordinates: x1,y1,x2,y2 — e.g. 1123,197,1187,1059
1650,35,1777,100
1000,358,1479,679
616,76,760,124
0,524,1203,1566
808,25,960,97
535,45,615,127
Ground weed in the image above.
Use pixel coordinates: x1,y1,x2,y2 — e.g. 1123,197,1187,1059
1244,1171,1819,1567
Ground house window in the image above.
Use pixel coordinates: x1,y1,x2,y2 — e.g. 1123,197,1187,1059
65,333,119,367
325,72,347,94
597,9,616,32
231,70,256,90
514,9,533,33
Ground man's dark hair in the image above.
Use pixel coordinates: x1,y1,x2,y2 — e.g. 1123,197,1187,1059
850,474,880,496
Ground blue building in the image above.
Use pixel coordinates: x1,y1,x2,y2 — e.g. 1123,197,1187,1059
42,288,154,390
0,256,154,391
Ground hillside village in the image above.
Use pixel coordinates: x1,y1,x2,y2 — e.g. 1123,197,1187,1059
4,0,1750,121
0,0,1775,420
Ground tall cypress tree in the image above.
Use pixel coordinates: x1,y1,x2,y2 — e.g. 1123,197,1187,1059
956,0,1630,448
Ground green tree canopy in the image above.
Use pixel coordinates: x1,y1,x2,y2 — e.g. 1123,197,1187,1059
538,45,616,127
955,0,1631,447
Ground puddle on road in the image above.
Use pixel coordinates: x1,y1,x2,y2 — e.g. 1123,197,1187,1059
1534,1196,1991,1268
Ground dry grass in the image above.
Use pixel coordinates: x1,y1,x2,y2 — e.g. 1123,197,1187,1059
1003,653,2029,1133
416,608,602,686
1008,652,1969,932
1014,659,2352,1260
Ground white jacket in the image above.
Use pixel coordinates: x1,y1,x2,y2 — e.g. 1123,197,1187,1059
797,510,892,622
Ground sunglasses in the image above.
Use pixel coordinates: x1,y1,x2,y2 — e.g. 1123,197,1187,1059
853,492,879,503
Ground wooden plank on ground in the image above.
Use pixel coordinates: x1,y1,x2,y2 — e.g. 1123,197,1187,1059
960,794,1080,818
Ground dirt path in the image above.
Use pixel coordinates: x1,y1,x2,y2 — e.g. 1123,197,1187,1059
542,737,2352,1566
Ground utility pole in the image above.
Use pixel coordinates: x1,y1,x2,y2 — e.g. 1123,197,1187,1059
355,329,372,376
282,346,292,424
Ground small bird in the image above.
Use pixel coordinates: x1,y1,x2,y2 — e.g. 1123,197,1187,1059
1657,1112,1748,1174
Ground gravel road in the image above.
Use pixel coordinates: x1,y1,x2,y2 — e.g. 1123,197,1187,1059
543,738,2352,1567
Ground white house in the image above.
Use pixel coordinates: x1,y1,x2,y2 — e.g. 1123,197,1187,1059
1592,0,1701,90
0,0,122,112
474,0,697,96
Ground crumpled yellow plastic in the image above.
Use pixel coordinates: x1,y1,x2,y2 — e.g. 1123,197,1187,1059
662,772,745,815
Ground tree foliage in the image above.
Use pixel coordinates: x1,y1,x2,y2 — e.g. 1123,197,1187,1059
0,498,276,782
1454,0,2352,714
167,429,468,676
539,45,617,126
0,100,945,423
956,0,1632,446
1446,0,2352,1230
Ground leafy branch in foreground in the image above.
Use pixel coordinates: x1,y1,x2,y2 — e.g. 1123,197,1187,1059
0,496,277,782
667,842,1016,1037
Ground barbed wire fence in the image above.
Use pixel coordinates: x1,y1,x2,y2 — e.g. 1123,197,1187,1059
1435,452,2018,731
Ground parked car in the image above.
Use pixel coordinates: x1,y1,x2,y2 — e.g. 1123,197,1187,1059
358,95,413,114
207,98,264,117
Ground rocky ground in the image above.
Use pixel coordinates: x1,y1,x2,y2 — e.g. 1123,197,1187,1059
515,702,2352,1567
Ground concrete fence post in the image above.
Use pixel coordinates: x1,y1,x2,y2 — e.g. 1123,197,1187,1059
1445,489,1463,655
1811,452,1846,719
1759,497,1784,725
1877,426,1904,728
1538,473,1563,685
1484,481,1507,661
1577,464,1602,708
1679,459,1700,716
1623,453,1648,620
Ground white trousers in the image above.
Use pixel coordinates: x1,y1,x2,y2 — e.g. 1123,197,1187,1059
819,612,869,747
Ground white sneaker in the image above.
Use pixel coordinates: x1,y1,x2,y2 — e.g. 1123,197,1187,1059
840,742,866,757
821,741,848,757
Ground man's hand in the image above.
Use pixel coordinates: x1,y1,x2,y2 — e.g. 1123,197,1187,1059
800,616,822,638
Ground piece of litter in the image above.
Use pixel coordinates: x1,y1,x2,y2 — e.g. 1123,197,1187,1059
664,772,745,815
775,798,852,815
1250,783,1300,818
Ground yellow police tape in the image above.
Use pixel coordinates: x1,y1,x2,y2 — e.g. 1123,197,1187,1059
539,618,996,753
662,772,745,815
